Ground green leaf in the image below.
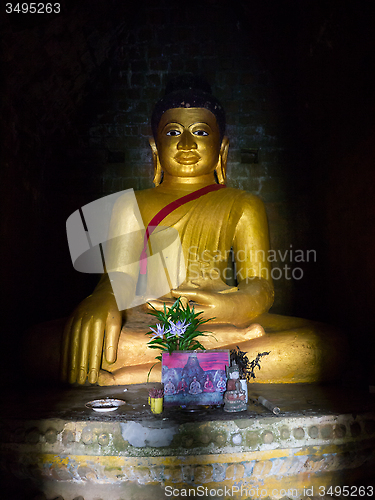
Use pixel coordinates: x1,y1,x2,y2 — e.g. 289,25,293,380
147,345,167,351
146,296,216,363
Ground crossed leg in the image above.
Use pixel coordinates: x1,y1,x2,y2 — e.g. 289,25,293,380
99,308,345,385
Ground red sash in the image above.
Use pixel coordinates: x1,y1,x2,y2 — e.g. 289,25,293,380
140,184,226,274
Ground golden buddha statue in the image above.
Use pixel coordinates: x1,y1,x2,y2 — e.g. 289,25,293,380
61,76,345,386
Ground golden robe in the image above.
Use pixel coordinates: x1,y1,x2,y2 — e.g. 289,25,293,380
100,187,345,385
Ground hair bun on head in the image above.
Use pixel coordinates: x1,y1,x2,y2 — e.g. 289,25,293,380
152,74,225,140
164,75,212,96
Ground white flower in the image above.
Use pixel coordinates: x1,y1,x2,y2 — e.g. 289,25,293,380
149,323,166,340
168,319,190,338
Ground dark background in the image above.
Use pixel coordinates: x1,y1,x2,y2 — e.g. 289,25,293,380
1,0,374,382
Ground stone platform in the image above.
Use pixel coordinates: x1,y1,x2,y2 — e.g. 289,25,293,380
0,383,374,500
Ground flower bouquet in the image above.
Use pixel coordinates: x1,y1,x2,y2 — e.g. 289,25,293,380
146,297,214,380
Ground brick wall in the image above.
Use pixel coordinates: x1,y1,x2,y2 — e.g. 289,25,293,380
72,0,314,315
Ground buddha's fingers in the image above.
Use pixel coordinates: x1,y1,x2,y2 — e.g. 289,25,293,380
88,319,105,384
171,289,215,306
68,317,83,384
77,317,92,385
104,310,122,364
61,316,74,382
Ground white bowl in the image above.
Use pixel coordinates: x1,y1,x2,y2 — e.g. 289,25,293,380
85,398,125,412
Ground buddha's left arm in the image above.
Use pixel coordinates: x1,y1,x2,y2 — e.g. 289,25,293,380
231,193,274,318
168,194,274,327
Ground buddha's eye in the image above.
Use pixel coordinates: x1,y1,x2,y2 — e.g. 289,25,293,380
193,130,209,136
166,130,181,136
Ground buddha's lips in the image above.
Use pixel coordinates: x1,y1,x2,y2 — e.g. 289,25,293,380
174,152,201,164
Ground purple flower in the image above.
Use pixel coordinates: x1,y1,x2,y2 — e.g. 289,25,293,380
149,323,166,340
168,319,190,337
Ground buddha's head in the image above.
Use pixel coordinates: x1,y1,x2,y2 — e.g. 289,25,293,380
150,75,229,186
226,363,240,380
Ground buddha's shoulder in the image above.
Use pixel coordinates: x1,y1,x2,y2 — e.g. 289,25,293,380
224,187,266,211
134,187,176,207
110,188,155,217
112,187,156,205
134,187,155,202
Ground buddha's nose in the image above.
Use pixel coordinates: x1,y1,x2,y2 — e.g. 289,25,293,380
177,130,197,150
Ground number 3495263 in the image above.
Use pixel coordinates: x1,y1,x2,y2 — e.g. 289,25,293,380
6,3,61,14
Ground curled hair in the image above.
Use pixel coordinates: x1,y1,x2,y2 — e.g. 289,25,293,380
151,75,226,140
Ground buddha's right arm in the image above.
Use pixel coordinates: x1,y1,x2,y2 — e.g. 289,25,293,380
61,190,143,385
61,272,137,385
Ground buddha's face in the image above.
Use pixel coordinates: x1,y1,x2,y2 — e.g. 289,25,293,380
156,108,223,178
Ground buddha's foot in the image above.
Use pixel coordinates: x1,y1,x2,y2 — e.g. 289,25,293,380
97,370,116,385
98,362,162,386
196,322,265,350
244,323,265,339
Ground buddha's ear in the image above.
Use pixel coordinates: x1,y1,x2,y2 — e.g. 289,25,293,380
149,137,163,186
215,136,230,185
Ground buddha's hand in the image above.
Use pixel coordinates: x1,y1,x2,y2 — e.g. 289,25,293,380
61,291,122,385
148,290,252,327
173,288,251,326
148,279,273,325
